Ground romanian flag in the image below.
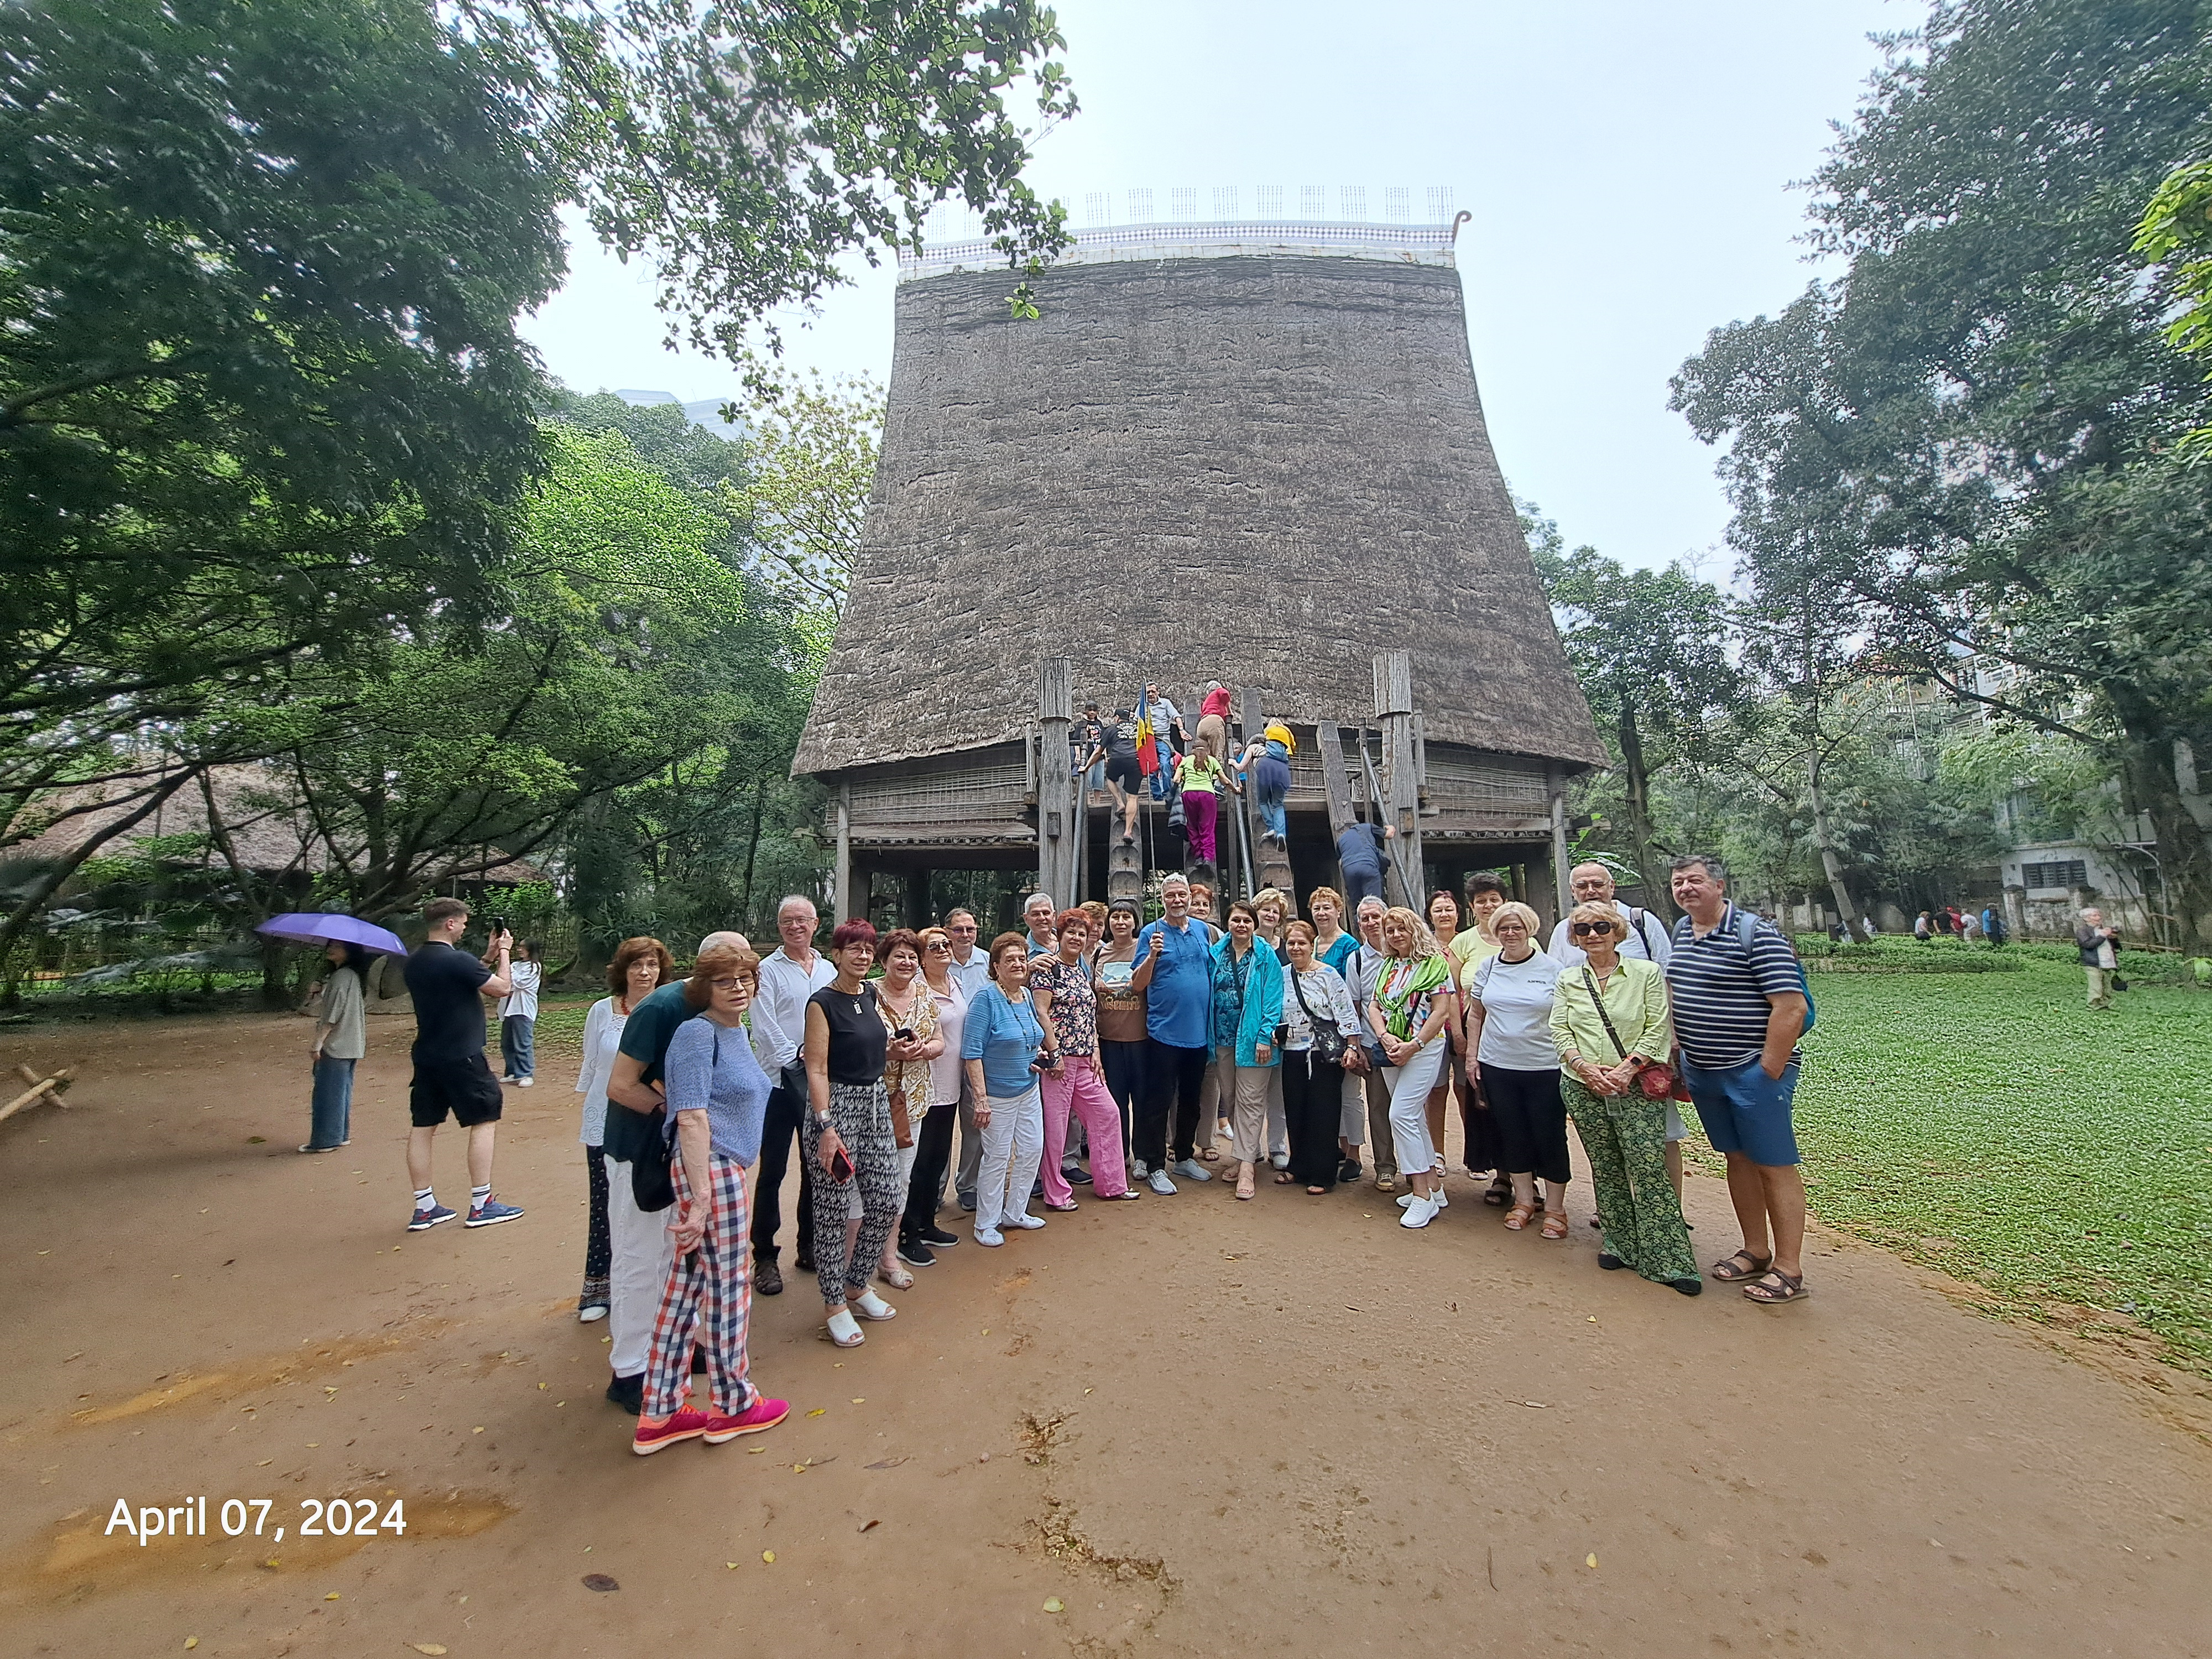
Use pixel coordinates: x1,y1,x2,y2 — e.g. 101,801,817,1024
1135,688,1160,776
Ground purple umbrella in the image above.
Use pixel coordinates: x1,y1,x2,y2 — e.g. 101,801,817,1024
254,913,409,957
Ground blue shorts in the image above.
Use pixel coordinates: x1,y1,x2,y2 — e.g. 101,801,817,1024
1681,1055,1800,1167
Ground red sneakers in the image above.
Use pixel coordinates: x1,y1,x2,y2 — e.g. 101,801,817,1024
630,1408,712,1455
702,1396,790,1443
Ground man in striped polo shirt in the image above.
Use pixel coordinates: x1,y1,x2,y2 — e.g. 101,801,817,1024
1666,854,1812,1305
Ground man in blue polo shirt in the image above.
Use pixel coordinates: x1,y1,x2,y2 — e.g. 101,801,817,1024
1129,874,1216,1194
1666,853,1812,1305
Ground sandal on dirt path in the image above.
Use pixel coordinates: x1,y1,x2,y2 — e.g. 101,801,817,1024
1709,1250,1773,1284
1503,1202,1536,1232
1540,1210,1569,1240
1275,1171,1296,1185
1482,1180,1511,1207
1199,1146,1220,1162
1742,1269,1808,1304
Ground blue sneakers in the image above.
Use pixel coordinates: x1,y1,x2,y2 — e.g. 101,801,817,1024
407,1202,457,1232
465,1196,525,1228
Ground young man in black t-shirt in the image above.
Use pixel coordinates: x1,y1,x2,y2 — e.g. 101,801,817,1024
401,897,522,1232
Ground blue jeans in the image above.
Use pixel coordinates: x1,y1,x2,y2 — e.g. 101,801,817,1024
309,1056,355,1149
500,1015,535,1080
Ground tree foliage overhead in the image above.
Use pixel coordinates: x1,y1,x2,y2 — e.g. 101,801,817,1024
456,0,1077,355
0,0,568,766
1671,0,2212,935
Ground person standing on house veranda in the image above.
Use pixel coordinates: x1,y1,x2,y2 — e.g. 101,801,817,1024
401,898,521,1233
1666,853,1813,1305
629,942,793,1455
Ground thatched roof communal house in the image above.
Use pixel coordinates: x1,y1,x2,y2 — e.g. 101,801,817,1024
794,213,1605,922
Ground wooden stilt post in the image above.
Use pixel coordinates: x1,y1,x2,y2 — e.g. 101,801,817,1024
1375,652,1425,910
832,784,852,921
1038,658,1077,910
1547,765,1571,931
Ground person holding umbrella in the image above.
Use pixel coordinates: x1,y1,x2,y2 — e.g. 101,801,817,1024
302,941,372,1152
256,912,410,1157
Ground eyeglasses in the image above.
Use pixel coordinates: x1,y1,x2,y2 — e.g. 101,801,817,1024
1569,921,1615,937
925,941,951,952
708,975,752,991
948,923,977,933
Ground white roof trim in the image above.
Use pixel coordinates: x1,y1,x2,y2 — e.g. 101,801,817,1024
899,219,1460,282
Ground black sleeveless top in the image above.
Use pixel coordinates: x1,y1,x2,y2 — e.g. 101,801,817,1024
809,982,888,1085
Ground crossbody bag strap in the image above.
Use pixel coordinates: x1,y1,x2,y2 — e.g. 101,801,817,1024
1580,966,1634,1062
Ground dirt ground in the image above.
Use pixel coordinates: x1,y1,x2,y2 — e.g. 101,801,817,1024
2,1011,2206,1659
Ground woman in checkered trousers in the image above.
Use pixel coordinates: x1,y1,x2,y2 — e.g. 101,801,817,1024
630,942,792,1455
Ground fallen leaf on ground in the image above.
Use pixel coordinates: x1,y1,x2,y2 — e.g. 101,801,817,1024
761,1551,776,1564
859,1519,879,1533
863,1457,908,1469
324,1592,340,1600
850,1397,865,1404
410,1647,448,1657
1585,1554,1598,1569
582,1573,619,1592
184,1642,197,1651
807,1408,825,1417
1044,1597,1065,1613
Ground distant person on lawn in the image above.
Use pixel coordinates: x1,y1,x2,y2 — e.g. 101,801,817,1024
2075,906,2120,1010
497,938,542,1086
401,898,521,1233
1666,854,1812,1305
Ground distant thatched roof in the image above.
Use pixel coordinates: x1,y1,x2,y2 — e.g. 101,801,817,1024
7,763,545,885
795,242,1605,778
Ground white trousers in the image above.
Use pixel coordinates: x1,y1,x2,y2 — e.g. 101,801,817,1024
1384,1040,1448,1182
604,1155,677,1376
1340,1068,1368,1144
975,1084,1044,1232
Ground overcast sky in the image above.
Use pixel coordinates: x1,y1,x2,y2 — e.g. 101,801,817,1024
522,0,1905,572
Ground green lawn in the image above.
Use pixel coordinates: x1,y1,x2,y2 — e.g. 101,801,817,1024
1729,952,2212,1375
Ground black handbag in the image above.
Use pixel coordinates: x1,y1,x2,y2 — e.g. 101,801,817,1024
1291,969,1349,1067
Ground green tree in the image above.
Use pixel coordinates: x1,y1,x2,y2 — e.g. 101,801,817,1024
735,360,884,624
458,0,1077,357
1671,0,2212,940
2136,153,2212,456
1525,507,1743,914
0,0,566,794
228,427,802,920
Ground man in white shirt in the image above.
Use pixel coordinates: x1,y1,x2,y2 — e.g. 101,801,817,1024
943,909,993,1208
1547,863,1673,969
1021,891,1058,956
747,895,835,1295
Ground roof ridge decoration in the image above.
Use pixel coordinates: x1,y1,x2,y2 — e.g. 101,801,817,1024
900,216,1469,281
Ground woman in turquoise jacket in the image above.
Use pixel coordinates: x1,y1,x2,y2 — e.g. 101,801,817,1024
1211,899,1285,1201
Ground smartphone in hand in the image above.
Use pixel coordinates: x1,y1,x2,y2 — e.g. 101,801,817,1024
829,1146,856,1183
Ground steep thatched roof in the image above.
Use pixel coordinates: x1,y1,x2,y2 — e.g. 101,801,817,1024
795,239,1605,778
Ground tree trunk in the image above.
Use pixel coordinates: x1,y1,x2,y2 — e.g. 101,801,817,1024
2110,702,2212,948
1804,753,1869,940
1615,698,1671,917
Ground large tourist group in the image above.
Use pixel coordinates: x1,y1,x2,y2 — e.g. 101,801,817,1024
330,817,1814,1457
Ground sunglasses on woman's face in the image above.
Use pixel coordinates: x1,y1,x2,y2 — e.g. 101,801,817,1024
925,941,951,952
1569,921,1615,937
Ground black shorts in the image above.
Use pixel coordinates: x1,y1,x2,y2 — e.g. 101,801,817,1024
409,1052,504,1129
1104,753,1141,790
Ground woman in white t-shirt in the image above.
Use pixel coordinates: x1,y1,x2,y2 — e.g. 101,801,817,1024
575,937,672,1321
1463,902,1569,1239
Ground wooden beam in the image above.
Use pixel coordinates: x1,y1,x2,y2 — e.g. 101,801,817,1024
1375,652,1423,909
0,1067,73,1129
1316,721,1355,840
1037,658,1076,908
832,784,852,920
1547,767,1571,928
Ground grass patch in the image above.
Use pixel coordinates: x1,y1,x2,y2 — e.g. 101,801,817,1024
1703,953,2212,1375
